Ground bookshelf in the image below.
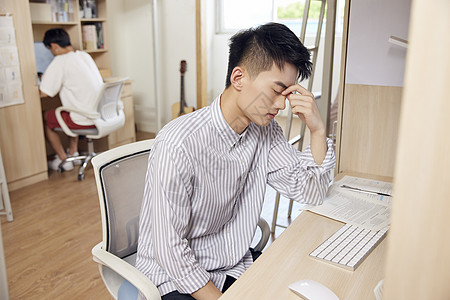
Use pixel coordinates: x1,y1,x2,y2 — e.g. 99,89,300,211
29,0,110,71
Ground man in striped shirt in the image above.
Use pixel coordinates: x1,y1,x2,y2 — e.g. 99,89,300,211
136,22,335,300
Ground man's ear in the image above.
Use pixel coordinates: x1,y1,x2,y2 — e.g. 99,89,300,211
49,43,58,53
229,66,246,91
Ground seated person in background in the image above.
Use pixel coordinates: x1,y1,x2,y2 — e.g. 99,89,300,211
40,28,103,171
136,22,336,300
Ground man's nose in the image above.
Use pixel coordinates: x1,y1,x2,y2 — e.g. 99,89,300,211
274,96,286,110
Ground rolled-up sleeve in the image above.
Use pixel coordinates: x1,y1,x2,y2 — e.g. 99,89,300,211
267,122,336,205
145,140,210,294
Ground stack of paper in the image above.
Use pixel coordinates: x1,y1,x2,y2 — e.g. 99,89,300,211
308,176,393,231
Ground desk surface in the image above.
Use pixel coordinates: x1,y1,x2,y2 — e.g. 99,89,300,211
221,211,386,299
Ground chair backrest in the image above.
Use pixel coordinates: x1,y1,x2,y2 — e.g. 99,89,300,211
89,78,127,139
91,139,154,258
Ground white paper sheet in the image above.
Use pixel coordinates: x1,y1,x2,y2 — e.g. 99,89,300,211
338,176,393,204
0,15,24,108
308,176,392,231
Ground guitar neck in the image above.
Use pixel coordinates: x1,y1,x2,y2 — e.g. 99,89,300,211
179,74,186,114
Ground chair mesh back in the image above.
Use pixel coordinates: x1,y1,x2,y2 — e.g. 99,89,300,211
97,83,123,121
99,149,150,258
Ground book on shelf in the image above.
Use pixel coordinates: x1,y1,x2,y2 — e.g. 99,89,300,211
80,0,98,19
95,23,104,49
82,24,97,50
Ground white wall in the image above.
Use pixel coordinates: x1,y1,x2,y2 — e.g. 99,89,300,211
108,0,197,132
108,0,155,132
346,0,410,86
159,0,197,125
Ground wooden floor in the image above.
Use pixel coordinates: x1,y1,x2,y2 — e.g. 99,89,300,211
1,117,306,299
1,168,110,299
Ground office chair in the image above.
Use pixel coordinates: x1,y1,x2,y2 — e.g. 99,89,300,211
55,78,127,180
91,139,270,300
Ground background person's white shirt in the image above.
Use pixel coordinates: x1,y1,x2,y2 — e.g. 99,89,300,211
40,50,103,126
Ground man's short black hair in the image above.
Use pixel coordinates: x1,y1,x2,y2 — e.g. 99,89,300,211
225,22,312,88
43,28,72,48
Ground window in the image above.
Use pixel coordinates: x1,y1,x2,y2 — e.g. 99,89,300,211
217,0,345,35
216,0,274,34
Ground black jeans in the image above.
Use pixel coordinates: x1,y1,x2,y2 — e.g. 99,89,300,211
161,248,262,300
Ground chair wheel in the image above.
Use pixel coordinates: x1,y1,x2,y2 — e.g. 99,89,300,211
78,173,85,181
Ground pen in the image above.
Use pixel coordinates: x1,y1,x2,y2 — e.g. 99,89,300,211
340,185,392,197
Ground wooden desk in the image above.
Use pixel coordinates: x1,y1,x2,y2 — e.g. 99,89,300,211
221,211,386,299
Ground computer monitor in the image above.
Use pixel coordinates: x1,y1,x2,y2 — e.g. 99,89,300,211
34,42,54,75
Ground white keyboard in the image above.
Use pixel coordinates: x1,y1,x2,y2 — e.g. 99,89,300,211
309,224,388,270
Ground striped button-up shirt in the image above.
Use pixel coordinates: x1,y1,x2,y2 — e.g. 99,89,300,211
136,95,335,296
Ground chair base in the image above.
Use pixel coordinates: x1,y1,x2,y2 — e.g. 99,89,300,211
58,153,97,180
57,137,97,180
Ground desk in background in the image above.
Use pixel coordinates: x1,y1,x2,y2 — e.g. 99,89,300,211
221,211,386,299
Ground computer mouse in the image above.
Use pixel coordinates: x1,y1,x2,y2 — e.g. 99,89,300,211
288,279,339,300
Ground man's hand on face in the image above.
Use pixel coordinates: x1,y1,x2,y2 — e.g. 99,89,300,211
281,84,326,135
282,84,327,165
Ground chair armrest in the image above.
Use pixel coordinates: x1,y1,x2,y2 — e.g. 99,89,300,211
313,91,322,100
56,106,100,120
55,106,100,137
288,134,302,146
254,218,270,252
92,243,161,300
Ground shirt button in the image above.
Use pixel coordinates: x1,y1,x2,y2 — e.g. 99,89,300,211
229,255,234,261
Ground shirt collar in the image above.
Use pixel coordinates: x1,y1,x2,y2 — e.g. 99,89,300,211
211,95,247,150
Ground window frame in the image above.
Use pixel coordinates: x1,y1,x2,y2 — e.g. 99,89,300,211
215,0,276,34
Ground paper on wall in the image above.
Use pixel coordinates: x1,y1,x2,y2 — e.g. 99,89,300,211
0,15,24,108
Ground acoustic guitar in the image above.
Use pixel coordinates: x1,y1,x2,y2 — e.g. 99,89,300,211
171,60,195,119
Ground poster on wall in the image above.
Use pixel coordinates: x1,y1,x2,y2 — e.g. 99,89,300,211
0,15,24,108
